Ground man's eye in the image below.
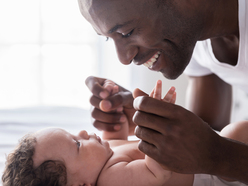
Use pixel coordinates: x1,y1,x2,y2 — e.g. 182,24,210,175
122,29,134,38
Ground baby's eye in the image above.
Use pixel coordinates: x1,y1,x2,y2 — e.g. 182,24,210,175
76,141,80,148
122,29,134,38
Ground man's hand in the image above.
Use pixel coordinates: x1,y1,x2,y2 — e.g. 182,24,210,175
133,95,221,174
133,84,248,184
85,76,136,135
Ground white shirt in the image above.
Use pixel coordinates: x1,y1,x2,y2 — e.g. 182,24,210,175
193,174,248,186
184,0,248,93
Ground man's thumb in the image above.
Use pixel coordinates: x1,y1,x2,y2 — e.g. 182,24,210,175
133,88,149,98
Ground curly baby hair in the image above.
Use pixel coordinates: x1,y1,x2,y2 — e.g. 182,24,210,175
2,134,67,186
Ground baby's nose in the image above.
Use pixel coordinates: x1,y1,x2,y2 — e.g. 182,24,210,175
78,130,89,139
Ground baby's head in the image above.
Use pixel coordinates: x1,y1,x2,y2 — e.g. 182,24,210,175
2,128,113,186
2,133,66,186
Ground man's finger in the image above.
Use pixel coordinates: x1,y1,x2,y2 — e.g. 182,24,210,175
133,88,149,98
133,96,178,119
93,120,120,132
102,91,133,110
91,108,124,123
133,111,171,133
138,140,162,162
85,76,110,99
90,95,101,109
135,125,163,147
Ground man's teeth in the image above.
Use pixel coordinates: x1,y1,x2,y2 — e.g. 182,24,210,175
143,51,161,68
143,61,155,68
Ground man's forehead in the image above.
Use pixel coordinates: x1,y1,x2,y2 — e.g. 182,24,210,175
78,0,92,12
78,0,110,15
79,0,141,12
79,0,141,34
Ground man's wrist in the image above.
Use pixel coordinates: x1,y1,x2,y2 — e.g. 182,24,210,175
211,136,248,184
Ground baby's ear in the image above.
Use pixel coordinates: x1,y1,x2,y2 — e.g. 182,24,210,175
133,88,148,98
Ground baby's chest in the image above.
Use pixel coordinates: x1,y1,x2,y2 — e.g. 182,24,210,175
97,144,146,186
108,143,145,165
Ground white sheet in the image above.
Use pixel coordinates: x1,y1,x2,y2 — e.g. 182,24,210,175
0,106,100,185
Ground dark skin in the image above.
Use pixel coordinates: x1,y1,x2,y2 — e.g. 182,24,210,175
79,0,248,183
85,76,136,135
186,74,232,131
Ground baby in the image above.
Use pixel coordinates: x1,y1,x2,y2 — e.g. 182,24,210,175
2,80,248,186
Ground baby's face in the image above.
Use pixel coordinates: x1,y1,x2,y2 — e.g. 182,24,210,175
32,128,113,185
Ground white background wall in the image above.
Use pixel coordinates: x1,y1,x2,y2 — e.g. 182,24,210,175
0,0,248,183
0,0,189,111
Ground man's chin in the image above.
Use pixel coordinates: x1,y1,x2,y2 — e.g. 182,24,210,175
160,70,182,80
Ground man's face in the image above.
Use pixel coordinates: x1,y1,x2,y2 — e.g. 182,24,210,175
79,0,204,79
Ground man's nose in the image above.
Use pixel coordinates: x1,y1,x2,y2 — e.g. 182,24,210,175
114,40,138,65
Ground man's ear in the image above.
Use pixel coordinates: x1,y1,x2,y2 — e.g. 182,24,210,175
133,88,148,98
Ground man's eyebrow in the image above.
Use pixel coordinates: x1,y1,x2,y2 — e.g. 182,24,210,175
108,20,134,34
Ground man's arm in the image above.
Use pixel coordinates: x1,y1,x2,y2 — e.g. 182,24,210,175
213,136,248,183
186,74,232,131
179,74,248,183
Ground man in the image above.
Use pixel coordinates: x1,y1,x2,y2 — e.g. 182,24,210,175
78,0,248,183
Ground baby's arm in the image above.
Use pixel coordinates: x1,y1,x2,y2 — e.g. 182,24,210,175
100,80,129,140
100,157,193,186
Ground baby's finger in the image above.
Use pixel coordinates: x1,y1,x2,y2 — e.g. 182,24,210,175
153,80,162,100
103,80,116,94
112,85,119,94
149,89,155,97
162,87,176,103
170,92,176,104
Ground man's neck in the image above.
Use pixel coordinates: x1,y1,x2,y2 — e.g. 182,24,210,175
200,0,239,40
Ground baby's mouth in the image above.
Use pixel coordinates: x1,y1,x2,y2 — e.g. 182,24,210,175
143,51,161,68
96,135,102,144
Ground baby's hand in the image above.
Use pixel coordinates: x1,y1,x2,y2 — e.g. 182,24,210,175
101,80,123,112
150,80,176,104
103,79,119,95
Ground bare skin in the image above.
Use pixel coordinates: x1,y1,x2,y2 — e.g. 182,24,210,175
80,0,248,183
86,76,136,135
97,80,194,186
186,74,232,131
32,81,192,186
31,81,248,185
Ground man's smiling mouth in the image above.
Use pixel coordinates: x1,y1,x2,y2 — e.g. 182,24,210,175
143,51,161,68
